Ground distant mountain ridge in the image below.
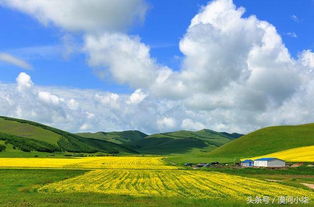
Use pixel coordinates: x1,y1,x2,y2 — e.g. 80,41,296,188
0,115,243,156
79,129,243,155
77,130,147,146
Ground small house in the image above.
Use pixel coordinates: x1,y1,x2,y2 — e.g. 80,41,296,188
241,159,254,167
254,158,285,168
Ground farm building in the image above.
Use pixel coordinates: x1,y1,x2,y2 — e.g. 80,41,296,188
241,159,254,167
254,158,285,168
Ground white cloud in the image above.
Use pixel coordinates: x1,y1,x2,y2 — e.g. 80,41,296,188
286,32,297,38
291,14,300,23
38,91,62,105
181,119,205,131
16,72,33,91
84,33,157,88
157,117,176,130
0,0,148,32
127,89,147,104
300,50,314,68
0,53,32,69
1,0,314,134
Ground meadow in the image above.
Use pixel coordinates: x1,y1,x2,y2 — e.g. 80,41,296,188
0,156,313,207
40,169,313,200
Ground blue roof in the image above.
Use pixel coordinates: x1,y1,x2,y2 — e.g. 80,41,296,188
242,159,254,163
254,158,278,161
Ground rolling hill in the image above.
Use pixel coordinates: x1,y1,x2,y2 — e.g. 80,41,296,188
207,123,314,160
131,129,239,154
0,116,137,155
77,130,147,146
79,129,241,155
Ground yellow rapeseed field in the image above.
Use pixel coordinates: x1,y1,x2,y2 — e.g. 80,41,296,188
39,170,314,200
0,157,177,170
250,145,314,162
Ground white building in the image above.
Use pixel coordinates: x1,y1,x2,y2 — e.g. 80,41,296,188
254,158,285,168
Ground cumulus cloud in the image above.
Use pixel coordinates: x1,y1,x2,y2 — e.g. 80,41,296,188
81,0,314,132
181,119,205,131
300,50,314,68
16,72,33,91
157,117,176,131
0,53,32,69
0,0,148,32
1,0,314,134
84,33,157,88
127,89,147,104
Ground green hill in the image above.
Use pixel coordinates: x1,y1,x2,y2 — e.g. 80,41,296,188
0,116,137,155
78,130,147,146
133,129,237,154
208,123,314,160
78,129,240,155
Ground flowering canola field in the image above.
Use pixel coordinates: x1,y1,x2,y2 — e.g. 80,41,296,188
250,145,314,162
0,157,177,169
39,169,314,200
1,156,313,200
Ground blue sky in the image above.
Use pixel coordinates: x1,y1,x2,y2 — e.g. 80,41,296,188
0,0,313,91
0,0,313,133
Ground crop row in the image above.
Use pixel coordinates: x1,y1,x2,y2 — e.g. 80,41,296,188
39,170,314,200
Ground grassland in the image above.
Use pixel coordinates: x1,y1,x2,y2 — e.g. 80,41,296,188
0,116,137,154
205,123,314,161
78,130,147,146
133,129,236,154
249,146,314,162
0,156,313,207
0,169,253,207
0,117,61,145
39,169,314,201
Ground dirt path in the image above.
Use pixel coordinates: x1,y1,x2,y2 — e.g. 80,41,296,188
302,183,314,190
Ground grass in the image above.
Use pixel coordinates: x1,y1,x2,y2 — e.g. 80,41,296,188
40,169,314,200
0,169,256,207
207,123,314,160
0,158,313,207
0,116,138,154
133,129,234,154
202,167,314,192
249,146,314,162
0,117,61,145
165,147,236,165
78,130,147,146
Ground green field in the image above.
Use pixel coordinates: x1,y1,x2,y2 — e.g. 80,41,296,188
0,169,253,207
0,117,61,145
166,123,314,163
0,116,314,206
0,157,313,207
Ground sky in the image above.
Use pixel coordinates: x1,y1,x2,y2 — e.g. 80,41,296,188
0,0,313,134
